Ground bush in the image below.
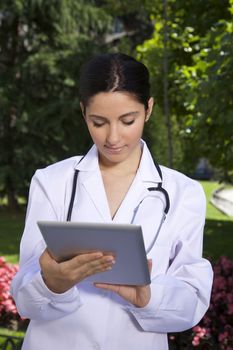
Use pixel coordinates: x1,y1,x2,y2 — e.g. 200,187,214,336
0,256,26,330
0,255,233,347
169,256,233,349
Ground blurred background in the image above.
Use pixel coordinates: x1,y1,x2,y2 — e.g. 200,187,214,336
0,0,233,348
0,0,233,210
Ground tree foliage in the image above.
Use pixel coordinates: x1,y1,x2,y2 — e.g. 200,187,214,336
0,0,155,208
177,11,233,181
0,0,113,208
1,0,233,209
137,0,233,181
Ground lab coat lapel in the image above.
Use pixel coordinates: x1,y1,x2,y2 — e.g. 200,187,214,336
113,141,162,224
113,176,146,224
82,171,111,222
74,141,164,225
75,145,111,222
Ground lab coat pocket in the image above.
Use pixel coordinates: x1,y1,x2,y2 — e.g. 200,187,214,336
148,244,172,278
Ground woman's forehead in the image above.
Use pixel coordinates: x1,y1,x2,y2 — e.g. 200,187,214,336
86,91,143,109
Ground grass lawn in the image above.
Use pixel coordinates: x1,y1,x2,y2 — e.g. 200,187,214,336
200,181,233,261
0,327,25,337
0,181,233,264
0,209,25,263
0,327,24,347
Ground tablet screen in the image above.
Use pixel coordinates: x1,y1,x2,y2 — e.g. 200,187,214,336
37,221,150,285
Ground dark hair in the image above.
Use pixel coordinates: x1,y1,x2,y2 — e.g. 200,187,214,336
79,53,150,109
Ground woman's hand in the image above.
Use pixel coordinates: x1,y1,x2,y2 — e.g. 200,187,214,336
39,249,115,294
94,259,152,308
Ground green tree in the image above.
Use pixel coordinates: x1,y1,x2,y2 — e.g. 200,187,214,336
137,0,233,179
177,1,233,181
0,0,112,209
0,0,158,209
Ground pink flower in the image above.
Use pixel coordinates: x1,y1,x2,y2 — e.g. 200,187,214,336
192,335,200,346
0,257,6,266
189,256,233,348
218,331,228,342
169,335,175,341
0,256,21,324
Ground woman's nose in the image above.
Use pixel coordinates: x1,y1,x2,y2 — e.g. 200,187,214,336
106,124,120,145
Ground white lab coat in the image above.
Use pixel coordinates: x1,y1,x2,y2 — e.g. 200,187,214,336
11,141,213,350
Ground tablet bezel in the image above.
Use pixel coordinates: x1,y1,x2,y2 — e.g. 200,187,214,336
37,221,150,286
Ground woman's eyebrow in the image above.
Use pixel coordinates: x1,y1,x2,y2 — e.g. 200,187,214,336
120,111,140,118
88,115,108,120
89,111,140,120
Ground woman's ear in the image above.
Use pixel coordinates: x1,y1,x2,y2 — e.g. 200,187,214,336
80,102,86,118
145,97,154,122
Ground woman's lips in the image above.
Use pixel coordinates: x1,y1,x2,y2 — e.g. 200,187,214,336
104,145,125,154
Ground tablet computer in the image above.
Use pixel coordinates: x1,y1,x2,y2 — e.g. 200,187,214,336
37,221,150,285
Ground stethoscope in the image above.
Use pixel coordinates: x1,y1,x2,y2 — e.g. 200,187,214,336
66,157,170,254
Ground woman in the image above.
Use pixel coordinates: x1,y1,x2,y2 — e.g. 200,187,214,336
11,53,213,350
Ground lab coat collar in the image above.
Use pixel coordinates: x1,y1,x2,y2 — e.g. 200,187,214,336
74,145,99,171
138,140,162,184
73,140,163,222
74,140,162,184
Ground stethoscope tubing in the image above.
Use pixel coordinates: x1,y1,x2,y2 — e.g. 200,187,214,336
130,192,168,253
67,157,170,252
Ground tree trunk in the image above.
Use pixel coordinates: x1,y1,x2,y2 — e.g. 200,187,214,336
6,176,19,211
1,15,20,211
163,0,173,168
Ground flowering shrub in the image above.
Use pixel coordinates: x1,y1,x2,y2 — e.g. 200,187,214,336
0,256,25,329
0,255,233,346
169,256,233,349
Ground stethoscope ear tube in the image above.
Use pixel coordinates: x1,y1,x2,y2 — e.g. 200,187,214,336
67,159,170,237
67,169,79,222
131,185,169,253
67,156,85,221
148,184,170,214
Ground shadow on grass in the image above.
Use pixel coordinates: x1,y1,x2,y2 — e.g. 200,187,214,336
204,219,233,261
0,209,25,263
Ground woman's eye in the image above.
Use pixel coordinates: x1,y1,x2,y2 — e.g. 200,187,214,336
92,119,135,127
93,122,105,127
123,120,135,125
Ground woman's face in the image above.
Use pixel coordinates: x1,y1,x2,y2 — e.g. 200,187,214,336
82,91,153,166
